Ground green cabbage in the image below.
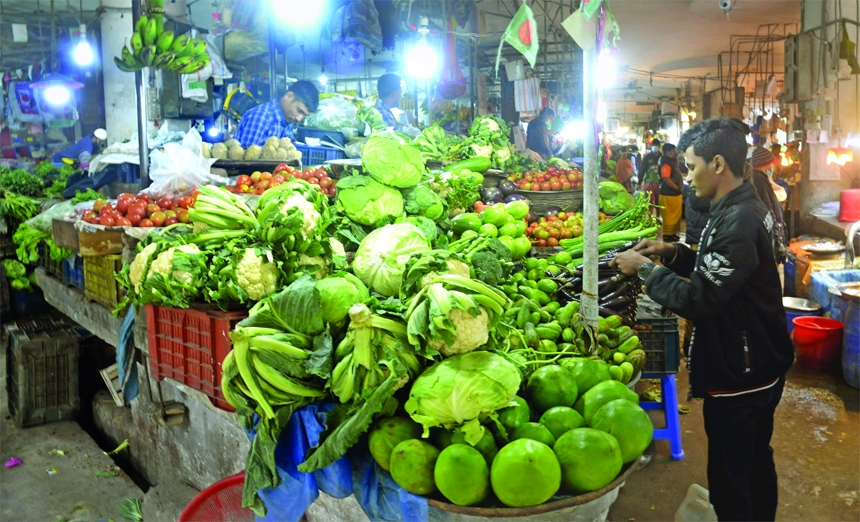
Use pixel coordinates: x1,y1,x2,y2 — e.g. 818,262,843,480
599,181,636,215
362,135,425,188
353,223,432,297
405,351,521,444
402,183,446,221
335,174,404,226
316,272,370,324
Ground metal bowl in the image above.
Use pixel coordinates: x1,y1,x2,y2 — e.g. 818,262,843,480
783,297,821,312
836,282,860,304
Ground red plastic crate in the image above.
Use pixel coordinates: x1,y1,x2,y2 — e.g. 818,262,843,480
145,304,247,411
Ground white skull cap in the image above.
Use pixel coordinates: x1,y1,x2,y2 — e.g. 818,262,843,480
94,128,107,140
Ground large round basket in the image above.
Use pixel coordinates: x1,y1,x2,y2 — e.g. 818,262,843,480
520,189,584,215
481,169,508,189
426,454,644,519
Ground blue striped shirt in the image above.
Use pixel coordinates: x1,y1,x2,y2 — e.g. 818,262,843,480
234,99,294,147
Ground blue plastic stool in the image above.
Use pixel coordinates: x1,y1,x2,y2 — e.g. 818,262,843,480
639,373,685,460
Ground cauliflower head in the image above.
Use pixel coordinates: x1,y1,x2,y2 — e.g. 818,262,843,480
282,193,321,238
235,248,279,301
330,238,346,257
428,305,489,357
470,143,493,158
419,258,471,288
147,244,201,285
493,146,511,164
298,254,329,279
129,243,159,293
484,118,501,132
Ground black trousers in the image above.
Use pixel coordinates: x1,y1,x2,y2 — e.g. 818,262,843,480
702,377,785,521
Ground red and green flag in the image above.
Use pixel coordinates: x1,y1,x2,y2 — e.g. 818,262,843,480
495,3,539,75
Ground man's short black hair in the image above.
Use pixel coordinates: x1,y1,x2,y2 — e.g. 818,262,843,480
651,139,662,148
539,107,555,118
377,74,401,99
288,80,319,113
678,117,748,179
663,143,676,154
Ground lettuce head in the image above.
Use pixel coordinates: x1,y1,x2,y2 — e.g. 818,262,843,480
335,174,404,226
362,135,425,188
402,183,446,221
598,181,636,215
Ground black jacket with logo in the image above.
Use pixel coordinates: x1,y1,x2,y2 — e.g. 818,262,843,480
645,182,793,397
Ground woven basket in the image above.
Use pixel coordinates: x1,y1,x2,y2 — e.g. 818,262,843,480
521,189,584,215
481,169,508,189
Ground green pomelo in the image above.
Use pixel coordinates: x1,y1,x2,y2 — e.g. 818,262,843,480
526,365,578,413
511,422,556,447
590,399,654,464
435,444,490,506
389,439,440,495
369,416,423,471
491,439,561,507
560,358,612,394
539,406,585,440
498,396,531,437
573,380,639,422
553,428,623,493
450,428,499,466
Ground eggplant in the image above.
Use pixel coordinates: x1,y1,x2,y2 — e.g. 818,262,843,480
499,179,518,196
505,193,525,203
480,186,503,202
600,283,631,306
527,210,539,224
545,205,562,217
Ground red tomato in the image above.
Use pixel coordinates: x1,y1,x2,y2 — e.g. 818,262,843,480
269,180,281,188
307,177,320,185
150,212,166,227
100,215,116,227
116,217,132,227
126,213,142,226
250,171,262,183
180,196,194,209
271,174,285,184
550,181,562,191
531,182,541,191
137,193,152,204
274,163,289,174
146,203,161,216
191,188,202,199
329,179,337,189
314,168,327,179
157,196,173,209
99,204,114,217
260,172,272,181
164,217,178,226
560,228,574,239
117,193,134,201
547,237,560,247
319,177,333,189
237,175,252,187
561,182,571,191
255,180,270,190
165,209,177,219
239,184,251,193
92,200,106,212
536,239,548,247
83,212,99,224
256,188,265,195
116,198,129,213
139,219,154,228
177,210,190,224
541,182,552,191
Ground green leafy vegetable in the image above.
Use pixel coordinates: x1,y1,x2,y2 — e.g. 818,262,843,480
12,223,48,263
362,135,425,188
352,223,432,297
402,182,446,221
405,351,521,444
0,169,44,196
335,173,403,227
1,192,43,222
70,189,105,205
432,170,481,215
316,272,370,324
598,181,636,215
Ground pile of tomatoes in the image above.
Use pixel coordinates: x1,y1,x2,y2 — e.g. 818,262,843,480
81,190,199,227
226,164,337,196
526,211,611,247
510,165,585,192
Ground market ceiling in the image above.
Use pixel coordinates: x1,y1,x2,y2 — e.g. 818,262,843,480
475,0,800,99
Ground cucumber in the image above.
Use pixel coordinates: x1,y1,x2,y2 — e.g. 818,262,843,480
447,156,491,173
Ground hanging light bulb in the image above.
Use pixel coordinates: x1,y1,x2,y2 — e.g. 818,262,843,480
405,17,438,80
319,67,328,87
827,147,854,166
74,23,94,66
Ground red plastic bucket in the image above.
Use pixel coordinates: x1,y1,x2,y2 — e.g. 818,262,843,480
838,189,860,222
791,316,844,370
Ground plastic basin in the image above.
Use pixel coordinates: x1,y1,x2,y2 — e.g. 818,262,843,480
791,316,844,370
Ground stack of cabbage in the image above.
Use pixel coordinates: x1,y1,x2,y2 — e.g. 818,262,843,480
203,137,302,162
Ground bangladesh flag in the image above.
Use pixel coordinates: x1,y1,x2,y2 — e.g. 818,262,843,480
495,3,539,74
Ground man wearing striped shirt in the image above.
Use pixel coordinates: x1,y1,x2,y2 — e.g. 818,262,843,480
612,118,793,522
234,81,319,148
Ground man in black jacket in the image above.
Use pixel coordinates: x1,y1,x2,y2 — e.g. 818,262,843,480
612,118,793,521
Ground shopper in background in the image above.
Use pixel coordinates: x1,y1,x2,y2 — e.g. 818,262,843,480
52,128,107,165
374,73,404,131
526,108,555,159
615,147,634,192
629,145,641,184
750,147,788,264
234,81,319,147
658,143,684,242
750,147,787,204
640,139,662,212
612,117,792,522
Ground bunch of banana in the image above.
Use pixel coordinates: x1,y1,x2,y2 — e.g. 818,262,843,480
113,12,211,74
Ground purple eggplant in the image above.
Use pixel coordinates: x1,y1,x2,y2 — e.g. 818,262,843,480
527,210,539,224
545,205,562,218
499,179,518,196
480,186,503,202
504,193,525,203
491,195,505,203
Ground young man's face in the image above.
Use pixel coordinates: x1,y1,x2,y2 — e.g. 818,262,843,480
684,145,719,200
281,92,311,123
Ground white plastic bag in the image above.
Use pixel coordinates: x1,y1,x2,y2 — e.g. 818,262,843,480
145,129,221,198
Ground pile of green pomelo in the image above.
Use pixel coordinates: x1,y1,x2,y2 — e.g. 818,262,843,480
368,358,654,507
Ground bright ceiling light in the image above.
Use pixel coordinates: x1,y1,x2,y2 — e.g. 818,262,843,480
319,73,328,87
405,41,438,80
207,127,220,138
74,24,94,66
562,120,588,140
271,0,326,26
44,85,71,105
597,51,616,90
